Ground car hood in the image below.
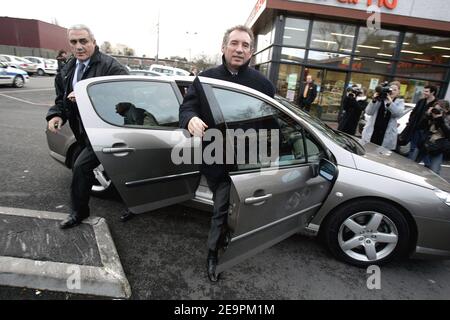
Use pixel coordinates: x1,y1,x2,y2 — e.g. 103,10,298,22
353,142,450,192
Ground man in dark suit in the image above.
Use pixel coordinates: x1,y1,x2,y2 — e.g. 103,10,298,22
179,25,275,282
46,24,129,229
298,75,318,113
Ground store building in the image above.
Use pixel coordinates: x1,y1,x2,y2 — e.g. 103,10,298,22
247,0,450,121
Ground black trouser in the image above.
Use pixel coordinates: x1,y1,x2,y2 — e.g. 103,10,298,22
71,145,100,218
206,177,231,252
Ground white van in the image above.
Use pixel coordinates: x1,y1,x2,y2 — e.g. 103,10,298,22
149,64,190,76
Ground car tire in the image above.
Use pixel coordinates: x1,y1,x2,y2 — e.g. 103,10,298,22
13,75,24,88
37,69,45,76
70,145,116,198
323,200,410,267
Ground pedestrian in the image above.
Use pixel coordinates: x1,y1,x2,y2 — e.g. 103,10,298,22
338,86,368,135
46,24,129,229
361,81,405,150
400,85,438,161
179,25,275,282
297,74,317,113
56,49,68,73
416,100,450,174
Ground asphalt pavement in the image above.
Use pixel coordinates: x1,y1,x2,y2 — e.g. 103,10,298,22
0,76,449,300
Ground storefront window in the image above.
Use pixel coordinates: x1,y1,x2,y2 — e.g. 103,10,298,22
401,33,450,65
310,21,356,52
281,47,306,63
257,63,270,78
256,20,275,52
277,64,302,102
308,51,351,69
255,47,272,64
394,78,443,104
283,17,309,47
356,27,399,58
351,57,394,74
396,62,447,81
349,73,389,99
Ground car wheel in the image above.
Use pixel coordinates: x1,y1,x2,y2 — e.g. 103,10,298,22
37,69,45,76
323,200,410,267
71,145,115,198
13,75,24,88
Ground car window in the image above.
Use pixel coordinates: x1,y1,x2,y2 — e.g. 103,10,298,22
1,56,11,62
212,87,325,171
87,81,180,129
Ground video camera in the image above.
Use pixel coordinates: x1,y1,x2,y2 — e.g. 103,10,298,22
347,86,363,99
374,81,392,100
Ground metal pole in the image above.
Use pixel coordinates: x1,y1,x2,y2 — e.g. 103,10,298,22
156,11,160,64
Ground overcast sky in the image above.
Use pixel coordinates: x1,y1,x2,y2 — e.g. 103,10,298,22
3,0,257,60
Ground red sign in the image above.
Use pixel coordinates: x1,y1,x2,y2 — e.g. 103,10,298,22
337,0,398,10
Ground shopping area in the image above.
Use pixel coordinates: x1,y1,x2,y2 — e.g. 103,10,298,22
248,0,450,121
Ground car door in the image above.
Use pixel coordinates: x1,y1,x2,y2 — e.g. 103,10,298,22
0,63,9,84
198,81,336,274
75,77,201,214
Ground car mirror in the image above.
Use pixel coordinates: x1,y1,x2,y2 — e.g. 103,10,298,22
318,159,338,182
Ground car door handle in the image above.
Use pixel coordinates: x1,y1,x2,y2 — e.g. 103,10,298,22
244,194,272,205
102,147,136,154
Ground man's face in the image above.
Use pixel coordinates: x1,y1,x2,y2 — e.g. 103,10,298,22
222,30,253,71
68,29,96,62
423,88,431,99
306,76,313,83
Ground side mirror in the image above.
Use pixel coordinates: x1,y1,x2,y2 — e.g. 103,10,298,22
318,158,338,182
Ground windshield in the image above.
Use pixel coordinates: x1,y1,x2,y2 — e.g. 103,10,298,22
275,95,365,155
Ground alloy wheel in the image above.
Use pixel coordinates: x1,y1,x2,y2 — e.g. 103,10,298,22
338,211,399,262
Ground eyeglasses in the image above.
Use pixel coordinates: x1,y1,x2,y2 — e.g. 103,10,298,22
69,38,90,45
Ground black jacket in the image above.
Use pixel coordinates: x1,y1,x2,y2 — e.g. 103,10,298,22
46,46,129,144
408,98,438,132
179,56,275,181
338,96,368,135
298,82,318,107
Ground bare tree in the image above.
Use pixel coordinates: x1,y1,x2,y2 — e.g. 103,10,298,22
100,41,113,54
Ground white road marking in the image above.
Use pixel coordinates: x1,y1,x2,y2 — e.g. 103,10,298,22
0,93,52,106
0,88,54,94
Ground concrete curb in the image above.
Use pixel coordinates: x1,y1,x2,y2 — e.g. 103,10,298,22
0,207,131,299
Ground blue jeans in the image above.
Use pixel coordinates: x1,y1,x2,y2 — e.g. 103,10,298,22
423,153,444,175
408,130,426,161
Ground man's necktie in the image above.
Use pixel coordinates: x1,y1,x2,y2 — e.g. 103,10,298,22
76,63,85,83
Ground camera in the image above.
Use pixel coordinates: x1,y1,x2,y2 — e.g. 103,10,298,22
431,107,443,115
347,86,362,98
374,81,392,100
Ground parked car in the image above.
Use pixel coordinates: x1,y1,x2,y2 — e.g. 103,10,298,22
0,61,30,87
0,54,38,75
23,56,57,76
128,69,162,77
46,76,450,274
149,64,190,76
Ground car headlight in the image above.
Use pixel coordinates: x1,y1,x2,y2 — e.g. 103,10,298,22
434,189,450,206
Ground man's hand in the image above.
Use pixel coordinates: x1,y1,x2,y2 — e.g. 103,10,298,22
188,117,208,137
67,91,76,103
48,117,63,133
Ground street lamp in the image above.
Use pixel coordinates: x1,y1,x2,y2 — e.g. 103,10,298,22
185,31,198,62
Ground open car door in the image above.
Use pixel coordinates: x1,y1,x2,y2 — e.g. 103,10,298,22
75,76,200,214
196,78,335,275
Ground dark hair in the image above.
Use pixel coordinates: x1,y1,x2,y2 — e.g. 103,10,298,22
425,85,438,96
436,99,449,113
222,25,255,50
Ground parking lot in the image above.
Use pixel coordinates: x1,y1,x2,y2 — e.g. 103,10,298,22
0,76,450,300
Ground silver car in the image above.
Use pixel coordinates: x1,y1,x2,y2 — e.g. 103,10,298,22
46,75,450,273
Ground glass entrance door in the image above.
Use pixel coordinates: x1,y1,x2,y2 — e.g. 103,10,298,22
304,68,347,121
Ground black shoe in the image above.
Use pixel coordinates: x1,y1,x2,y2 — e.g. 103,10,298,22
207,250,219,282
120,209,135,222
59,215,85,229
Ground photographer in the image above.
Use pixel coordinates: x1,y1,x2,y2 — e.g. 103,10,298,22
361,81,405,150
416,100,450,174
338,86,368,135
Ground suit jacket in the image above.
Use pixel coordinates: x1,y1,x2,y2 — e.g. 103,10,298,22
46,46,129,144
298,82,318,107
